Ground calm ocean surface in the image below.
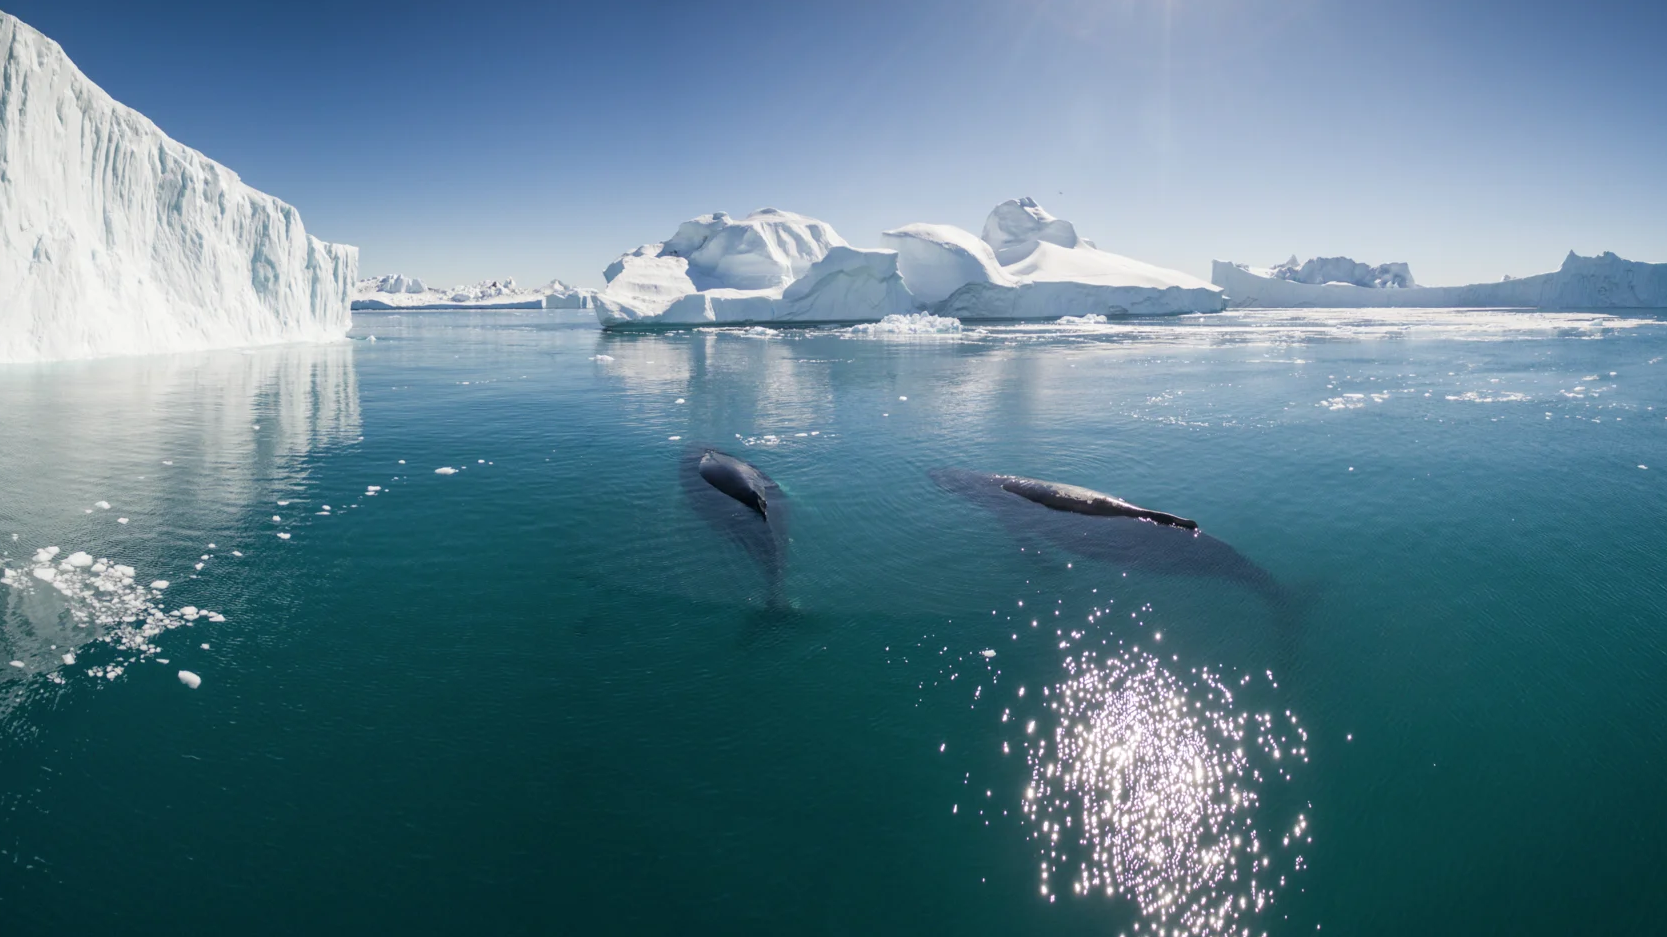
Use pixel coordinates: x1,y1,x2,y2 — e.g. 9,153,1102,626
2,307,1664,934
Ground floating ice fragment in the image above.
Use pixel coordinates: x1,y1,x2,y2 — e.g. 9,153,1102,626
277,501,290,506
32,567,56,582
151,580,169,590
7,661,22,668
1058,313,1108,325
1641,465,1649,470
271,515,281,522
62,652,75,665
231,551,243,557
94,500,111,510
899,395,908,401
398,460,406,464
981,649,997,658
590,354,614,362
675,398,685,404
366,486,381,493
180,606,199,618
435,466,459,475
64,551,94,568
178,670,202,689
117,517,129,524
276,532,291,540
207,543,216,549
207,613,226,623
668,436,682,441
200,643,210,650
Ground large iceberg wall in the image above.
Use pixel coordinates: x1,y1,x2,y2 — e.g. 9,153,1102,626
1212,251,1667,309
0,12,356,363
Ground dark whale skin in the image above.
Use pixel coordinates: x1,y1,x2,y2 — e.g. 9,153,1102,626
929,467,1283,605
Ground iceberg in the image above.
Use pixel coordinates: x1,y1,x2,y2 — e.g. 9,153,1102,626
350,275,556,310
1263,255,1416,289
931,198,1226,319
1212,251,1667,309
0,12,356,363
595,198,1224,328
881,223,1015,306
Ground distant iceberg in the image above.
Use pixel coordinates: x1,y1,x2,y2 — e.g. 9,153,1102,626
1213,251,1667,308
0,12,356,364
349,275,583,310
594,198,1224,328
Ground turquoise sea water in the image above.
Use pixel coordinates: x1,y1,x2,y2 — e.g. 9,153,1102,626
2,307,1665,934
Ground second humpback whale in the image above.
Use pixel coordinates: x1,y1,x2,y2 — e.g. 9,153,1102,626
929,468,1285,604
682,446,790,606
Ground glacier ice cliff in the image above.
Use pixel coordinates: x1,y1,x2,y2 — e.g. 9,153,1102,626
0,12,356,363
1213,251,1667,309
595,198,1223,328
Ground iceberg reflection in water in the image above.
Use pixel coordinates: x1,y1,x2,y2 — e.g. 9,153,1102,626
0,343,361,693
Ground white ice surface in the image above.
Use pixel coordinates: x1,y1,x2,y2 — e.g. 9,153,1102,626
0,12,356,363
881,223,1014,306
351,275,556,310
1212,251,1667,309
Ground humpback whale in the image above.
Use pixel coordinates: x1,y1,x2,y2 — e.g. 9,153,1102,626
682,447,789,606
929,468,1284,604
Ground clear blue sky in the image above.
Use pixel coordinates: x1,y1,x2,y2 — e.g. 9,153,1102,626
9,0,1665,288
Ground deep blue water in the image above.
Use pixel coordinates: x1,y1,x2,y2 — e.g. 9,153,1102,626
1,307,1665,935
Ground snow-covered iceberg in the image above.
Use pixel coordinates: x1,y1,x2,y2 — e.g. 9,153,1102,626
0,12,356,363
1261,255,1415,289
350,275,562,310
917,198,1226,319
1212,251,1667,309
595,209,909,326
595,198,1224,328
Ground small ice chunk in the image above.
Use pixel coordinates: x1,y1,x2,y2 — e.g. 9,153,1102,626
117,518,129,524
272,515,282,522
899,395,908,401
177,670,202,689
64,551,94,568
668,436,682,441
180,606,199,618
277,532,291,540
675,398,685,404
591,354,614,362
94,500,111,510
277,501,290,506
435,467,459,475
207,543,216,549
62,652,75,665
151,580,169,590
367,486,381,493
231,550,243,557
980,649,997,658
207,613,226,623
200,643,210,650
398,460,406,464
7,661,22,669
32,567,57,582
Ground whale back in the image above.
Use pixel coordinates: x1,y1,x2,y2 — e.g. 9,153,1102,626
995,474,1197,530
699,449,772,519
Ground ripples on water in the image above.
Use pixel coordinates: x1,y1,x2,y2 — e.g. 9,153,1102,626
1025,647,1308,935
